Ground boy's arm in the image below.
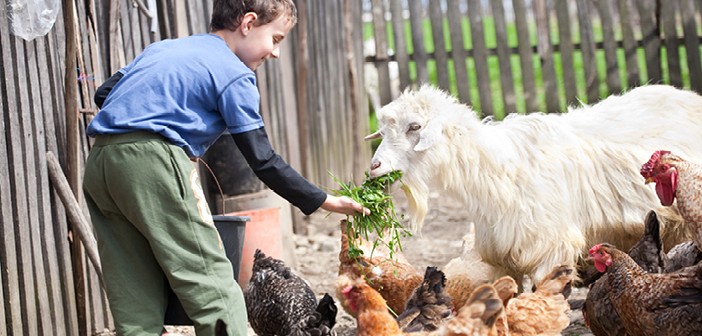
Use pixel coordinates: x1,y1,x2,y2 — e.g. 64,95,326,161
230,127,327,215
94,71,124,108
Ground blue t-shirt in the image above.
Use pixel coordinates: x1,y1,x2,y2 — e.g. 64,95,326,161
86,34,264,157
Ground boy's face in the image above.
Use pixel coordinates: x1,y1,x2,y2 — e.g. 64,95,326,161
237,13,294,70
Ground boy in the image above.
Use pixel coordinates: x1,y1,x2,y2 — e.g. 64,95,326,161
83,0,368,335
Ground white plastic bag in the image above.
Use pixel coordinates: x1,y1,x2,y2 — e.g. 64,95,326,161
7,0,60,41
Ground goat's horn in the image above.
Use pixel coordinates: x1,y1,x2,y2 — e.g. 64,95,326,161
364,131,382,141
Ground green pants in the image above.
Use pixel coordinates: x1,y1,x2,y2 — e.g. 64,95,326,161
83,132,247,336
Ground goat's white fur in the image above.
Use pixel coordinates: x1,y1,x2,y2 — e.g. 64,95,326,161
369,84,702,284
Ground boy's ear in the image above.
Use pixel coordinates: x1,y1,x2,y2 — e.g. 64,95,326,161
240,12,257,34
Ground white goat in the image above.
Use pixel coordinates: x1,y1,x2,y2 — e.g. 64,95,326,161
366,84,702,285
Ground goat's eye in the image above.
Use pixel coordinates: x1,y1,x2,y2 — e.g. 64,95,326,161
408,123,421,132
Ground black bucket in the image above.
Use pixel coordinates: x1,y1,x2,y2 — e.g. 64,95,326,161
164,215,250,325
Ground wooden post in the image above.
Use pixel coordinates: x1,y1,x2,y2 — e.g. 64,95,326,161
63,0,87,334
46,152,104,283
294,0,310,235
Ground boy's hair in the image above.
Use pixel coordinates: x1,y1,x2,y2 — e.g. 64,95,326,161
210,0,297,32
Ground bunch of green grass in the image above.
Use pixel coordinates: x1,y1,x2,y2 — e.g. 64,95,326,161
332,170,412,261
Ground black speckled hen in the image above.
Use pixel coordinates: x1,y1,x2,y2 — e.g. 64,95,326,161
244,249,336,336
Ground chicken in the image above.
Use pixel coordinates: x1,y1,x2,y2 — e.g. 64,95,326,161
338,274,503,336
436,284,504,336
396,266,453,332
665,240,702,273
337,219,424,316
490,276,518,336
625,210,668,273
244,249,336,336
589,243,702,335
583,210,667,336
641,150,702,251
502,265,573,336
337,220,483,317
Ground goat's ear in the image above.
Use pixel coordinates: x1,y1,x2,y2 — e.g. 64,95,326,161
413,121,441,151
364,130,382,141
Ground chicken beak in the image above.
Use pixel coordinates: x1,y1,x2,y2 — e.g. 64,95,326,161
644,177,654,184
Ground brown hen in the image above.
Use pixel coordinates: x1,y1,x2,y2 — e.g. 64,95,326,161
503,265,573,336
641,150,702,251
338,275,503,336
337,220,422,316
589,243,702,335
583,210,666,336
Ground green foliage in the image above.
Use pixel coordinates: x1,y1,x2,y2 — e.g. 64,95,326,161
332,170,412,261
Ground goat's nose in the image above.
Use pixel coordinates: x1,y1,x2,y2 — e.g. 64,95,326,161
370,161,381,170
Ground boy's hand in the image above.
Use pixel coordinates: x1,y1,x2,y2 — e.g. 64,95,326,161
320,195,371,216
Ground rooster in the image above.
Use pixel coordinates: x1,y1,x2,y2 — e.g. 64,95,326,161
589,243,702,335
244,249,336,336
641,150,702,251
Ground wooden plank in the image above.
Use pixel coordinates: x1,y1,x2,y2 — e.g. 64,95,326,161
389,0,411,92
0,4,24,335
9,34,40,336
46,18,80,336
660,0,682,87
428,0,451,91
294,0,310,187
370,0,393,105
618,0,640,88
634,0,662,83
596,0,621,94
467,0,493,116
533,0,558,112
512,0,538,112
679,0,702,91
575,0,598,103
75,0,95,110
120,0,136,62
32,34,69,334
0,45,6,335
490,0,517,113
408,0,429,84
446,0,471,104
555,0,578,103
23,37,56,335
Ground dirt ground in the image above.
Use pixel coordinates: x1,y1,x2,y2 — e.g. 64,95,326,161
165,193,593,336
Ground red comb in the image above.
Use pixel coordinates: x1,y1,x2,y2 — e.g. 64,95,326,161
640,150,671,177
588,243,603,255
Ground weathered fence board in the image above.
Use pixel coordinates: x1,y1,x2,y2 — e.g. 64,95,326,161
408,0,429,84
618,0,641,88
428,0,450,91
467,0,493,115
513,0,539,112
680,0,702,92
555,0,577,104
389,0,411,93
533,0,558,112
490,0,516,113
661,0,682,87
446,0,471,104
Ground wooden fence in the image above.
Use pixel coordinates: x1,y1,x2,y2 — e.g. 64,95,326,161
0,0,368,334
365,0,702,117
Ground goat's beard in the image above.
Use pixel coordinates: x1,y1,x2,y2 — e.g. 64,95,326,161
401,178,430,232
